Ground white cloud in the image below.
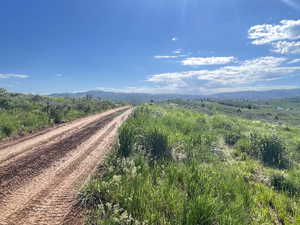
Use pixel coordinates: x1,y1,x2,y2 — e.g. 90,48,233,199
181,56,236,66
172,37,178,41
173,49,182,54
98,56,300,95
149,57,297,85
272,41,300,54
154,55,179,59
0,74,29,79
281,0,300,10
248,20,300,45
288,58,300,64
96,85,183,94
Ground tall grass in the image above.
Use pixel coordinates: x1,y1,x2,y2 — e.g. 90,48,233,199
237,132,290,168
81,105,300,225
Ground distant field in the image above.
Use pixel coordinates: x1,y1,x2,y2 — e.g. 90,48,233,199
162,98,300,127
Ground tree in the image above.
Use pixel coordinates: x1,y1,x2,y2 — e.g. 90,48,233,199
0,88,7,95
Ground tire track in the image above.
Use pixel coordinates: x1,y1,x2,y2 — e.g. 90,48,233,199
0,108,132,225
0,109,126,199
0,125,64,151
0,107,129,164
3,120,116,224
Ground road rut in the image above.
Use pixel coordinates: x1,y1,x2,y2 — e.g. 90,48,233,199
0,106,132,225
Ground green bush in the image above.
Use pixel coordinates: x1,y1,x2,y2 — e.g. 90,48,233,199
271,173,299,196
237,133,289,168
182,195,216,225
224,131,242,146
143,128,171,161
1,124,14,136
118,123,135,157
296,142,300,152
211,116,235,130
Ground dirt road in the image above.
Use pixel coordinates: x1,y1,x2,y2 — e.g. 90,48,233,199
0,106,132,225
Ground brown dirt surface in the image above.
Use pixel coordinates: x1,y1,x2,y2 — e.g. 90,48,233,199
0,106,133,225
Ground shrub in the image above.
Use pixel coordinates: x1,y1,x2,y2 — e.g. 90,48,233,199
237,132,289,168
143,128,171,161
224,131,242,146
211,116,235,130
182,195,216,225
271,173,299,196
118,123,135,157
196,117,211,132
296,142,300,152
2,124,13,137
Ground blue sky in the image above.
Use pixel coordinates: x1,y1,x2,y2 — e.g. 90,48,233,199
1,0,300,95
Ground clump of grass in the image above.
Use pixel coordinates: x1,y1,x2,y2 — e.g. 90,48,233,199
224,131,242,146
271,173,299,196
237,132,289,168
118,123,136,157
142,127,171,161
1,122,15,137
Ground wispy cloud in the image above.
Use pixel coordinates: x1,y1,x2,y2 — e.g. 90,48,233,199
96,85,184,94
154,55,179,59
97,56,300,95
248,19,300,45
281,0,300,10
181,56,236,66
0,74,29,79
288,58,300,64
173,49,182,54
272,41,300,54
146,56,300,94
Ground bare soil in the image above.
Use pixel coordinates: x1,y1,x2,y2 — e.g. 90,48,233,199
0,106,132,225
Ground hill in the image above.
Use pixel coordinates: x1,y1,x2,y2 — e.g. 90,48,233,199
211,88,300,99
167,97,300,127
50,90,202,103
51,88,300,103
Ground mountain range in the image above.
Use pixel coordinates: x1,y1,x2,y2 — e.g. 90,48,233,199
51,88,300,103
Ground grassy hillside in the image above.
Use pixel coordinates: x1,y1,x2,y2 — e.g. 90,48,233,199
80,104,300,225
165,98,300,127
0,89,122,140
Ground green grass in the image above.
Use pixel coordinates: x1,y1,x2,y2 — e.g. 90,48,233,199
165,98,300,128
0,89,122,140
80,104,300,225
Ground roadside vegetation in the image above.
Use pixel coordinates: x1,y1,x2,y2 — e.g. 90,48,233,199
0,88,122,140
80,103,300,225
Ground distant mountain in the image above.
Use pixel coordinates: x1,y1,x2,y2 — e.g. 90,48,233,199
50,88,300,103
50,90,202,103
210,89,300,99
